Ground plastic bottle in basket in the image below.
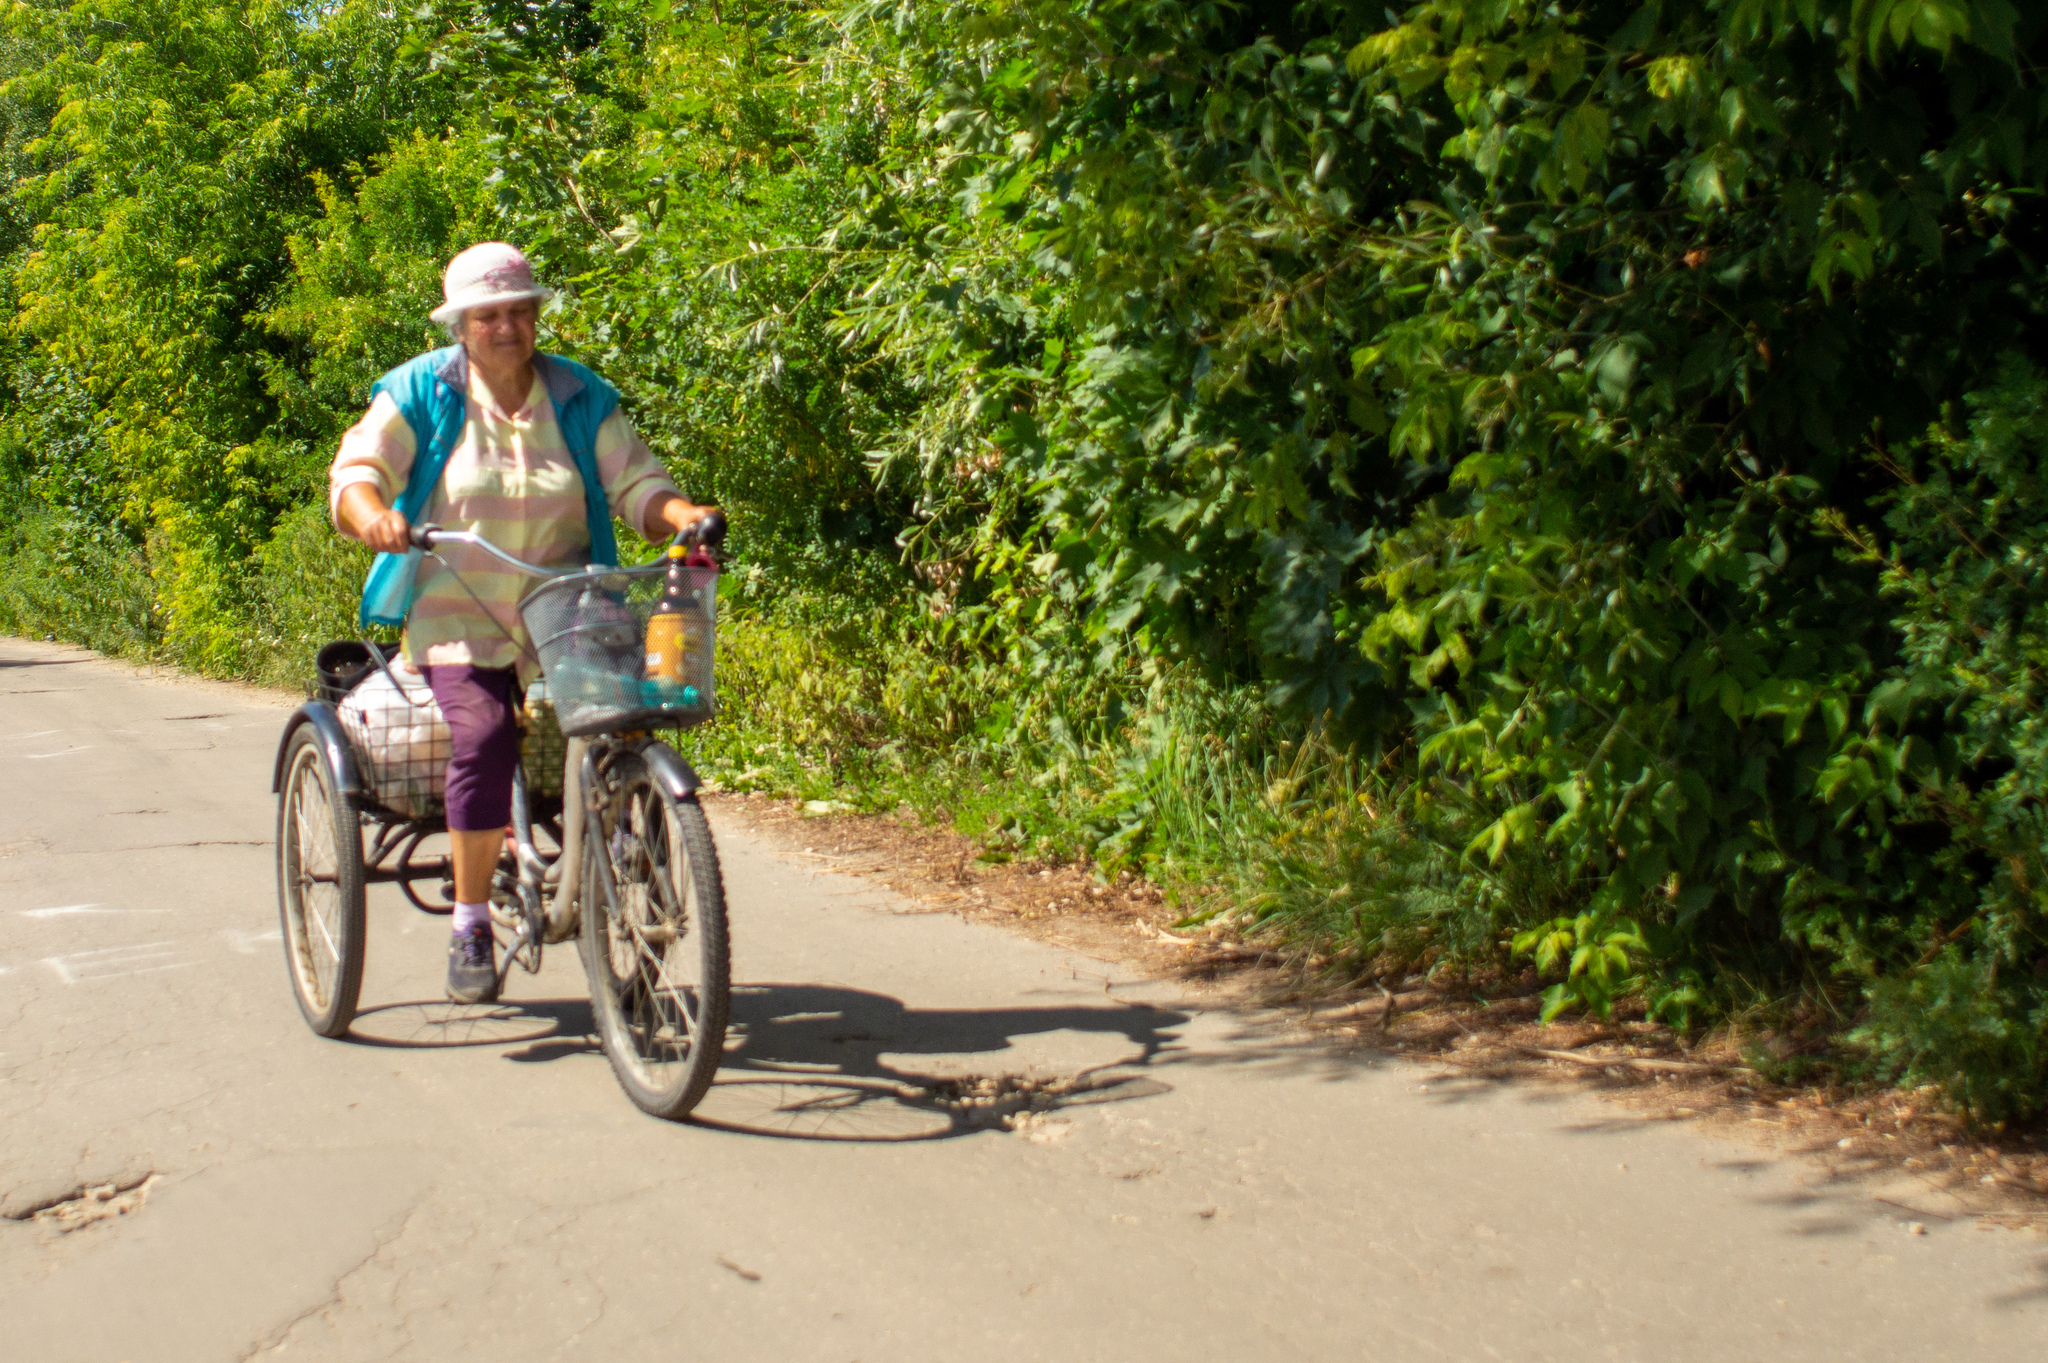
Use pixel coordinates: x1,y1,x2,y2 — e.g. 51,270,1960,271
642,546,706,708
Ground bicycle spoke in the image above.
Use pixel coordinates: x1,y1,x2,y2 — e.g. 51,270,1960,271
640,973,693,1055
306,898,336,996
634,937,697,1042
645,843,691,933
296,773,334,873
290,764,331,1001
621,934,688,1050
309,896,340,965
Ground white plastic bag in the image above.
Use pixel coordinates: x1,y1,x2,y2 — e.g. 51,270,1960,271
337,657,451,818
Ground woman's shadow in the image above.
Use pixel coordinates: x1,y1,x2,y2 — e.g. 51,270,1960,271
724,981,1188,1077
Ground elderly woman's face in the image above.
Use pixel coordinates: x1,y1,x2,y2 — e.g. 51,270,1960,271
459,299,538,371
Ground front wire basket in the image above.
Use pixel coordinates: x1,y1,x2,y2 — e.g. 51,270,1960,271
518,559,718,738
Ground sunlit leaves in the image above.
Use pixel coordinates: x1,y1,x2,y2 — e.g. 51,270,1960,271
2,0,437,542
1511,910,1650,1020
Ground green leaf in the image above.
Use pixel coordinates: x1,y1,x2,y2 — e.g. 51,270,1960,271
1556,101,1613,192
1684,155,1727,209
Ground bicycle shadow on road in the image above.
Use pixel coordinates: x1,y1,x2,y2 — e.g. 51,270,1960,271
344,996,596,1053
693,982,1191,1143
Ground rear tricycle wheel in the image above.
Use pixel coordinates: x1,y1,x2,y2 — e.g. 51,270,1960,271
277,725,367,1037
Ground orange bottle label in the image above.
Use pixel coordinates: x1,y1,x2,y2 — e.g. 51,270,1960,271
645,612,686,683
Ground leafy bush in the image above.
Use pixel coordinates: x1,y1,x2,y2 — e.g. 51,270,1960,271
1856,950,2047,1127
816,0,2048,1115
1828,358,2048,1121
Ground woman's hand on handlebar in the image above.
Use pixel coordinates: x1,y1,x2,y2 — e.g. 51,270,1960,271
338,484,412,555
362,509,412,554
650,493,725,550
673,507,726,551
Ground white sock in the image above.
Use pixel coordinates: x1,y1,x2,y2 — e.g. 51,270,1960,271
453,900,492,935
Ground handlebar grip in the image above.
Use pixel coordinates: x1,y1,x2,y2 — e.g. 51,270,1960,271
673,509,726,551
408,522,439,551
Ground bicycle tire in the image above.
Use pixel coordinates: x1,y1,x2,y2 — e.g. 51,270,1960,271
277,725,368,1037
579,748,730,1120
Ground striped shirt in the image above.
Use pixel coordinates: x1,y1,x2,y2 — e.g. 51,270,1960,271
329,363,679,673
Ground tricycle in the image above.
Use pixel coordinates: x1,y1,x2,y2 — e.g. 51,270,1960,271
270,520,730,1120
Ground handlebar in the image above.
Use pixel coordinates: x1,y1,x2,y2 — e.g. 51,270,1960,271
408,513,727,578
407,524,579,579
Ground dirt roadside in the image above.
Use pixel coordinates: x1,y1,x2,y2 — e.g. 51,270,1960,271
706,789,2048,1232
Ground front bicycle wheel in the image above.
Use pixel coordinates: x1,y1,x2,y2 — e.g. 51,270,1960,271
579,748,730,1120
277,725,367,1037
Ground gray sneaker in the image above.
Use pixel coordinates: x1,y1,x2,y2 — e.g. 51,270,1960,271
446,926,499,1004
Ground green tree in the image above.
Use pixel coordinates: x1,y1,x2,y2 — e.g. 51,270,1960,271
1,0,440,663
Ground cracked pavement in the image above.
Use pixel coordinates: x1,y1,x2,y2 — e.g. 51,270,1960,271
2,636,2046,1361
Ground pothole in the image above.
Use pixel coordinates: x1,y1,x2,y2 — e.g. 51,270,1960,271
934,1071,1162,1114
924,1072,1085,1126
5,1174,160,1232
922,1070,1170,1130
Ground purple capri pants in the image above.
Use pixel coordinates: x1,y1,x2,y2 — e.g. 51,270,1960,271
421,665,520,833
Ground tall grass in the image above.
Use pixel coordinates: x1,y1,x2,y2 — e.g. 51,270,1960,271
700,610,1569,989
0,509,156,658
1110,712,1579,986
244,502,373,689
0,499,370,687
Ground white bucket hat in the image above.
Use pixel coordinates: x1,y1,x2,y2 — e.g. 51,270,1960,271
429,242,554,325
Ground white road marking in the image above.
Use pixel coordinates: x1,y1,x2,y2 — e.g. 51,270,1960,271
41,942,199,985
16,903,170,919
3,929,279,985
23,747,93,760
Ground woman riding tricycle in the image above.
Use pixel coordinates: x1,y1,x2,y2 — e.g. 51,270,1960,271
271,242,733,1120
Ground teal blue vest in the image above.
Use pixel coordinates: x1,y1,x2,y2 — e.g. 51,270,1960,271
357,347,621,629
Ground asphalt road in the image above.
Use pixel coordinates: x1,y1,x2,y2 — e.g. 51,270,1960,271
1,636,2044,1361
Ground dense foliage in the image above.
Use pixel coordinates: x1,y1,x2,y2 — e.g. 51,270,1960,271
3,0,2047,1119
